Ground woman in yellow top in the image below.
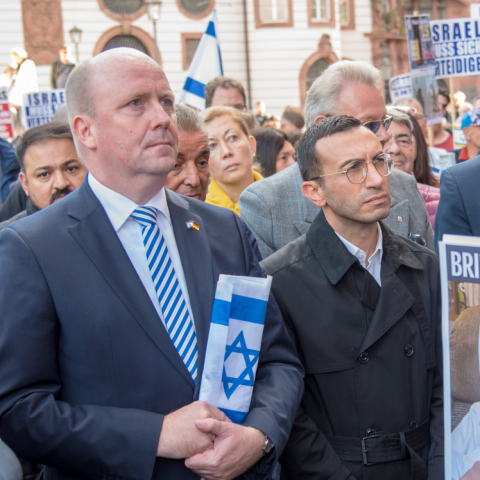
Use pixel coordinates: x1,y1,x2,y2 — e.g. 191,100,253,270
203,106,262,215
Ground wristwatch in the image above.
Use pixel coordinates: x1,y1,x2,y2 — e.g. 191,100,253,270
262,434,274,457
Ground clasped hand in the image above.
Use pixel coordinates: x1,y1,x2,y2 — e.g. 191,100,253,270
157,401,265,480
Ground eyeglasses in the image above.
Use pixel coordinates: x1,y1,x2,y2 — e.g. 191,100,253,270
362,115,393,134
310,153,394,184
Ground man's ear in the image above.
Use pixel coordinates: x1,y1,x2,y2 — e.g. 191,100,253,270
301,180,327,208
19,171,29,197
72,114,97,151
313,115,327,124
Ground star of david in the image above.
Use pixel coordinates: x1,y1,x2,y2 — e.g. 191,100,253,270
222,331,260,399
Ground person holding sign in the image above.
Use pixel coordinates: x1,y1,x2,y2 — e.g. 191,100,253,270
0,48,304,480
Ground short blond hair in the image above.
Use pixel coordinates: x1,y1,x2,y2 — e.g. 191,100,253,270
202,106,249,138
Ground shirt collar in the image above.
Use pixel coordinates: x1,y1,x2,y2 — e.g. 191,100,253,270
335,223,383,266
87,173,171,232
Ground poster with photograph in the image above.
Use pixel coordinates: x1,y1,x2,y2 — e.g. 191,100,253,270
405,14,436,71
405,14,443,126
439,234,480,480
410,68,443,126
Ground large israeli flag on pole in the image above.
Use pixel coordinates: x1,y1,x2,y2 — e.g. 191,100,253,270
199,274,272,424
179,10,223,110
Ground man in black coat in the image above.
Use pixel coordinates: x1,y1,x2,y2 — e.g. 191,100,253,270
261,116,443,480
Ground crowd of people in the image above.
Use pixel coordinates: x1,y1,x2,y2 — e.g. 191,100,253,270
0,46,480,480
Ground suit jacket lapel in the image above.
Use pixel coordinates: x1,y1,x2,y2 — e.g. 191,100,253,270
166,190,215,398
67,182,195,387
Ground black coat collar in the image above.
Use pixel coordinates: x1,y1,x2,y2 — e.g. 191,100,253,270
306,210,423,286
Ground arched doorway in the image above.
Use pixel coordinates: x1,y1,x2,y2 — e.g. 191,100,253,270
93,25,160,63
305,58,330,93
102,34,149,55
299,34,339,107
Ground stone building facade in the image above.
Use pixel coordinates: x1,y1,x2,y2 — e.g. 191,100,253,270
1,0,374,117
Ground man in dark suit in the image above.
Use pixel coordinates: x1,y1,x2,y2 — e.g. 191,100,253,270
261,117,443,480
0,48,303,480
435,156,480,247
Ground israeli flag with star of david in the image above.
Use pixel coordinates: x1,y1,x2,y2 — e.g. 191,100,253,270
179,10,223,110
199,274,272,424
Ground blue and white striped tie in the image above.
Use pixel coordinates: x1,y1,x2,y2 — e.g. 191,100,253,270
131,206,198,382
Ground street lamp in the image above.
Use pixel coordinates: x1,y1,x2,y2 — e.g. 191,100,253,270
69,26,83,63
145,0,162,63
380,41,392,103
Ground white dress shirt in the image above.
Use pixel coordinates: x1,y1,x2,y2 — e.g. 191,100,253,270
335,224,383,286
88,173,194,327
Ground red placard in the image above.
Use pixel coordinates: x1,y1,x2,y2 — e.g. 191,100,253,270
0,101,15,141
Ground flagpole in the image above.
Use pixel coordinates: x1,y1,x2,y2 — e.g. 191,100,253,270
242,0,252,110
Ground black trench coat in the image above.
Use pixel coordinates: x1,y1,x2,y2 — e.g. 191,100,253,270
261,211,443,480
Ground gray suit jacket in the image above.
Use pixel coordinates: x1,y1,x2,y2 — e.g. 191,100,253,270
239,163,434,259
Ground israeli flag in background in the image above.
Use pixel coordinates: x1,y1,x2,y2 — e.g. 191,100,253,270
179,10,223,110
199,274,272,424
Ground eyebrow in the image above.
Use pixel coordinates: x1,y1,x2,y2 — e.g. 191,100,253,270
395,133,411,139
177,149,210,157
338,151,384,169
33,159,79,172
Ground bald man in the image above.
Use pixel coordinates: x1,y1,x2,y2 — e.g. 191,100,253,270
0,49,303,480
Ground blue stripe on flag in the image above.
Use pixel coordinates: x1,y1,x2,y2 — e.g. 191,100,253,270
206,21,216,37
230,295,267,324
219,407,248,424
210,298,230,326
183,77,206,99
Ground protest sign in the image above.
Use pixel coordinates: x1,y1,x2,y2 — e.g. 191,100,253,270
431,18,480,78
22,89,66,130
0,87,15,141
439,234,480,480
405,15,443,126
389,73,413,103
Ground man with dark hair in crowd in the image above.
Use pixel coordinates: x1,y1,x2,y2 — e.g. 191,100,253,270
240,60,434,258
280,106,304,134
262,115,443,480
204,76,247,111
164,104,209,201
0,122,87,230
50,46,76,89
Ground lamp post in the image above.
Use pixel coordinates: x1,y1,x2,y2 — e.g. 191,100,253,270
69,26,83,63
380,41,392,104
145,1,162,63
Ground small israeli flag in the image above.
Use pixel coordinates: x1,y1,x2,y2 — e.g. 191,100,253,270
179,10,223,110
199,274,272,423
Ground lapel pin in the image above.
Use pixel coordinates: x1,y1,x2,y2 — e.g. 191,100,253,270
186,221,199,230
398,216,402,222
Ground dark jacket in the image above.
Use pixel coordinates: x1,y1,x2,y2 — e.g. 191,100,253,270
0,138,20,203
0,181,303,480
0,181,28,222
0,198,39,231
435,155,480,248
261,211,443,480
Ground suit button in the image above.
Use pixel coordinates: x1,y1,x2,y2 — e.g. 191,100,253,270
409,420,418,429
359,352,369,364
365,428,377,437
405,344,414,357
